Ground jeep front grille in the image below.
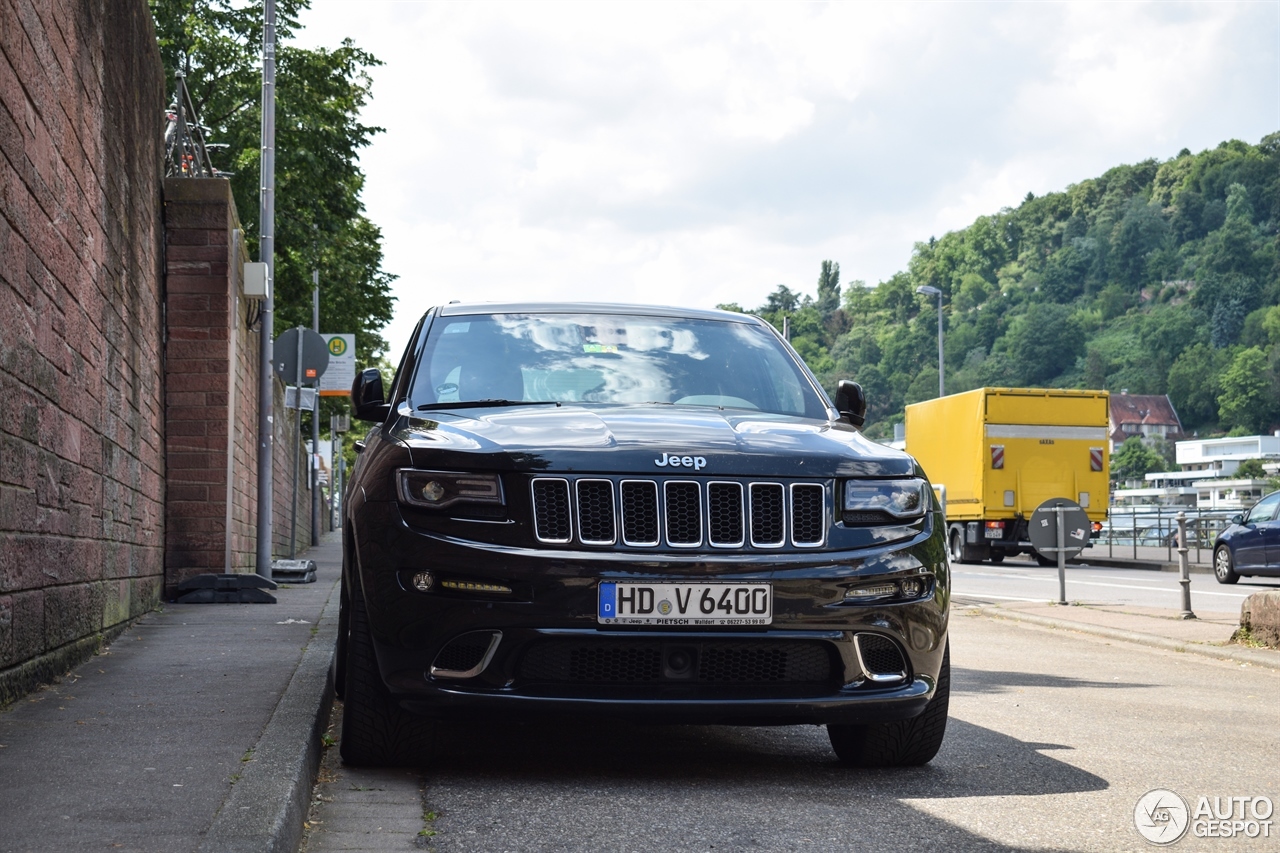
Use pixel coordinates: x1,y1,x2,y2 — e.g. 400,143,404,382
530,476,827,549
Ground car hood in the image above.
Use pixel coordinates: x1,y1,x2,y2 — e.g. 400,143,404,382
393,404,916,478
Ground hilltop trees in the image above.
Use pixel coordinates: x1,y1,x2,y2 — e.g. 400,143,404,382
747,135,1280,440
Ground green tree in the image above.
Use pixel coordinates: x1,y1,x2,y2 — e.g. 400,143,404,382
1234,458,1267,479
1167,343,1232,428
1112,437,1167,482
1006,303,1083,385
150,0,395,365
816,261,841,320
1218,347,1277,433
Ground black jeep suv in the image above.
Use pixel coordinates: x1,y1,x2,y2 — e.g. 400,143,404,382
339,302,950,767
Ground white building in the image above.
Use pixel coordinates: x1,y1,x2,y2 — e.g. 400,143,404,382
1192,478,1270,511
1175,433,1280,476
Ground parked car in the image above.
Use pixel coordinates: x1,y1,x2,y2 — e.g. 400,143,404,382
339,302,951,768
1212,489,1280,583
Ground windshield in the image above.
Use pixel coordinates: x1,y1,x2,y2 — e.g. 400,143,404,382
409,312,828,419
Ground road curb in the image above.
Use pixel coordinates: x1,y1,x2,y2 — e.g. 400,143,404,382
199,578,340,853
1079,555,1212,574
973,606,1280,669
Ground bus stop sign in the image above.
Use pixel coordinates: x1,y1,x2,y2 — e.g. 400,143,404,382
1029,498,1091,560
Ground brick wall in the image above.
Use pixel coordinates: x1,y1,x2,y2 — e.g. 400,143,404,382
162,178,264,593
163,178,317,587
0,0,165,703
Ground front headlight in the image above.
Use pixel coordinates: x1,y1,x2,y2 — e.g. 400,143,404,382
397,469,505,510
842,478,929,522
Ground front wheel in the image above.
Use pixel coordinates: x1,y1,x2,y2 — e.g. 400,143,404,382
1213,546,1240,585
340,582,435,767
828,644,950,768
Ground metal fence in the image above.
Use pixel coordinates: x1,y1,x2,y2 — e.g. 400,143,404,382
1096,507,1237,564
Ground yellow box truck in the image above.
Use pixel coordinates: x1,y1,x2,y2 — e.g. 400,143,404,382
904,387,1110,564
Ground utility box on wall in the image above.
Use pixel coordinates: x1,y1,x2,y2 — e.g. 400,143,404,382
244,262,270,299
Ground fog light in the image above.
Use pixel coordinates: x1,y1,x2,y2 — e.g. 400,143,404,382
900,579,924,598
420,481,446,502
845,583,897,600
440,579,512,595
411,571,434,592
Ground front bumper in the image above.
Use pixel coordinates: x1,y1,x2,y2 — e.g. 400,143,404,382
348,500,950,725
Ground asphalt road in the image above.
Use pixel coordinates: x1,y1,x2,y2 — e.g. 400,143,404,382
302,612,1280,852
952,558,1279,615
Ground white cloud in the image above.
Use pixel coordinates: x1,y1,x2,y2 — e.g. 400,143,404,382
295,0,1279,354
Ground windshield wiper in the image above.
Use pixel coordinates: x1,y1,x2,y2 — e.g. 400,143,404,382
417,400,563,411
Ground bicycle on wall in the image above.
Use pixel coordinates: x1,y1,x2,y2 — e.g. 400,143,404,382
164,71,232,178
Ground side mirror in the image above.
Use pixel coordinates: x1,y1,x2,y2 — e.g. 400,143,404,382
1231,513,1244,526
352,367,390,423
834,380,866,428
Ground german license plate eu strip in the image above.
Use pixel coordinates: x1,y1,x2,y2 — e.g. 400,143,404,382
597,582,772,626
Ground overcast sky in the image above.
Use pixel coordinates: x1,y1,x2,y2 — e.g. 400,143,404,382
295,1,1280,352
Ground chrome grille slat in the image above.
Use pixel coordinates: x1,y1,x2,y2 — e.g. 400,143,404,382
664,481,703,547
575,479,616,545
620,480,660,546
790,483,826,547
530,476,826,550
749,482,785,547
531,478,572,543
707,481,744,547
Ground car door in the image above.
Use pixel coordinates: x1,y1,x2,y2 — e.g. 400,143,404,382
1258,493,1280,574
1235,493,1279,571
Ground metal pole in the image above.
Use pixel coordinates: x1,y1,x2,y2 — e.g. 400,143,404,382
1056,505,1067,605
936,291,944,397
1163,505,1171,562
1131,509,1137,560
254,0,277,579
1177,511,1196,619
330,414,338,531
290,329,303,558
311,272,321,545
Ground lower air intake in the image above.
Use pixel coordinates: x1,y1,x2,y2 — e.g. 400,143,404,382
431,631,499,678
855,633,907,680
518,640,834,685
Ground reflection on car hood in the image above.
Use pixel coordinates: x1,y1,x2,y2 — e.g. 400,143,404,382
395,404,916,478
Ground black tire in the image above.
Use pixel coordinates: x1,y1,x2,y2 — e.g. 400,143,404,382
948,527,966,564
334,578,349,700
828,643,949,768
340,581,435,767
1034,552,1057,567
988,553,1004,564
1213,546,1240,585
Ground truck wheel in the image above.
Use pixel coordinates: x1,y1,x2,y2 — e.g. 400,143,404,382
1034,552,1056,567
828,644,949,768
340,582,435,767
1213,546,1239,585
948,527,966,564
988,553,1004,564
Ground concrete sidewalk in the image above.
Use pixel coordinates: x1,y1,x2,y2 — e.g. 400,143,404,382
0,533,341,853
955,596,1280,669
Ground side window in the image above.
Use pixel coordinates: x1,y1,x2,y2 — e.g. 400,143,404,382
1247,494,1280,524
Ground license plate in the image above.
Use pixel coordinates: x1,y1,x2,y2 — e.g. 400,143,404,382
984,527,1003,539
598,582,772,625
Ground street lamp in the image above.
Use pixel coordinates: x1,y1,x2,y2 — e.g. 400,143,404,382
915,285,944,397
